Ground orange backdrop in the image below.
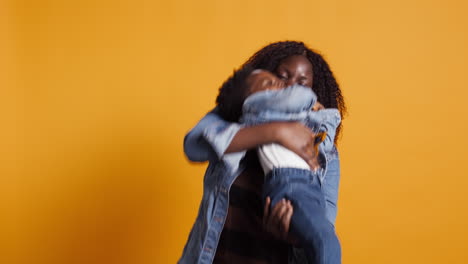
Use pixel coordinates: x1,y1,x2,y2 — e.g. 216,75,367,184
2,0,468,263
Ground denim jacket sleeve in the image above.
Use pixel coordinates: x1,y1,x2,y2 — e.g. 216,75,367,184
183,107,244,163
309,109,341,153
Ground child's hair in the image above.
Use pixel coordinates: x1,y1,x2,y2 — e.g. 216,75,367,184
215,65,256,122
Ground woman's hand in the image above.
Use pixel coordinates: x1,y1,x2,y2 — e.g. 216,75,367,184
275,122,320,170
263,197,292,240
263,197,300,245
225,122,319,170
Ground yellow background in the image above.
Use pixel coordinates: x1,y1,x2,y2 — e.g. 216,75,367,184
2,0,468,263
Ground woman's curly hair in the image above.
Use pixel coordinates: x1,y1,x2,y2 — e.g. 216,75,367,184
216,41,347,143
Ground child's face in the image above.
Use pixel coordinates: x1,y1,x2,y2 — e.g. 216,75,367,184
246,69,286,96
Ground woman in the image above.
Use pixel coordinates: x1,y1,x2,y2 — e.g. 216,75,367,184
180,41,347,264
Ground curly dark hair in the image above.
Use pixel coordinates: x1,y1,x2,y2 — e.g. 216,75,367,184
242,41,347,143
215,65,255,122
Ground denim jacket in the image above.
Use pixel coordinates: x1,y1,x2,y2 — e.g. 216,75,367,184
179,86,341,264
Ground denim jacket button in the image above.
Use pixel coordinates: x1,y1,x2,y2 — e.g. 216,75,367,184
203,247,212,252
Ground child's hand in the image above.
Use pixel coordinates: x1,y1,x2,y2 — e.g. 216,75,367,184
312,101,324,111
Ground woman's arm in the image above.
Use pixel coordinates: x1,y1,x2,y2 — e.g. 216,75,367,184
183,108,243,162
185,108,319,167
226,122,319,168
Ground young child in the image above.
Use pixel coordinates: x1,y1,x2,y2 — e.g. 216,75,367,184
216,66,342,264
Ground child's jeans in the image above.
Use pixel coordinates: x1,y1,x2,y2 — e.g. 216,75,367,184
263,168,341,264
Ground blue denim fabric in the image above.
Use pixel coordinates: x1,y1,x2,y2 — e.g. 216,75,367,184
242,85,341,178
242,84,315,115
264,168,341,264
180,103,341,264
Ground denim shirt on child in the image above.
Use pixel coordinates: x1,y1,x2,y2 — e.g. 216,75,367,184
241,84,341,178
179,85,342,264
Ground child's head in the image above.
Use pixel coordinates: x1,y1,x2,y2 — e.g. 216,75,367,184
216,66,285,122
215,65,254,122
246,69,286,95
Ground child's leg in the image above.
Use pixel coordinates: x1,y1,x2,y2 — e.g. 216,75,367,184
263,168,341,264
289,188,341,264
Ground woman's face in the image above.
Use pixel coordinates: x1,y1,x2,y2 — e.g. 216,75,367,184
275,55,313,88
